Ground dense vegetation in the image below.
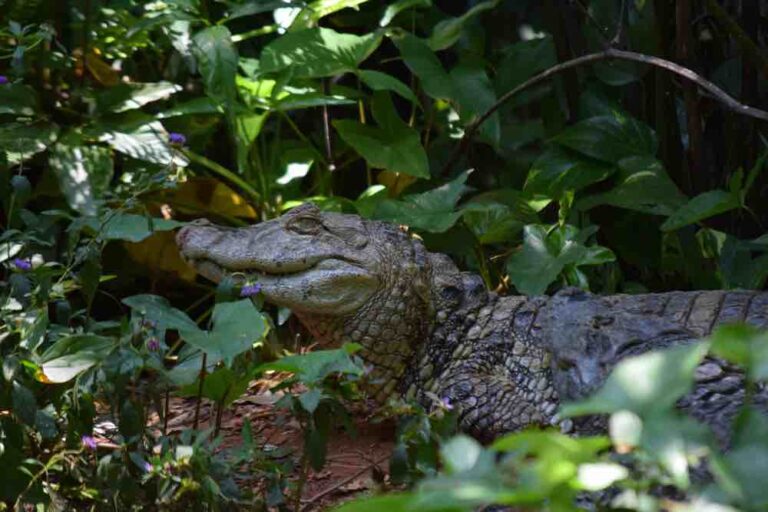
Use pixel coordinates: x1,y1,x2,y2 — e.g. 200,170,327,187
1,0,768,510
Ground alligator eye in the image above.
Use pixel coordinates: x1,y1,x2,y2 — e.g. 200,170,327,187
556,358,576,371
289,216,322,234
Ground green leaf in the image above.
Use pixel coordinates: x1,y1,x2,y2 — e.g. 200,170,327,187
450,62,499,146
379,0,431,26
185,366,251,407
553,115,658,164
0,84,38,115
428,0,499,51
461,199,537,245
96,81,182,114
38,335,115,383
525,146,615,197
156,97,222,119
256,344,363,385
392,33,454,100
123,294,198,329
292,0,371,28
298,389,322,413
440,435,483,474
49,140,113,216
333,494,418,512
85,213,184,243
661,190,739,231
0,122,59,166
373,171,471,232
12,383,36,425
506,224,614,296
96,120,188,167
577,156,686,216
712,408,768,509
358,69,418,103
334,92,428,178
202,299,269,365
260,27,382,78
193,26,238,107
561,343,709,417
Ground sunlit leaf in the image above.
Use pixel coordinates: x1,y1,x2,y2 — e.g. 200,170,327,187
373,171,472,232
260,27,382,78
49,139,113,216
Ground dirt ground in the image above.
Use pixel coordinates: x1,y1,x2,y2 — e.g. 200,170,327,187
157,379,397,511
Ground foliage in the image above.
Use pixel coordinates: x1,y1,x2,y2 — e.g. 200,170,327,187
1,0,767,510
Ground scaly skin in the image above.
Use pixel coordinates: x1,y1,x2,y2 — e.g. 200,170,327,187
176,204,768,442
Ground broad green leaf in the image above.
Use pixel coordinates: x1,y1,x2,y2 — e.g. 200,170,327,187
333,493,418,512
0,122,59,166
193,26,238,107
576,463,628,491
96,81,182,114
506,224,614,296
38,334,114,383
156,97,222,119
273,92,355,111
49,140,113,216
554,115,657,164
373,171,471,232
334,92,428,178
392,33,455,100
298,388,322,413
165,300,266,367
525,146,615,197
712,408,768,509
358,69,418,103
256,344,363,384
260,27,382,78
97,120,188,167
428,0,499,51
85,213,184,243
461,200,536,245
661,190,739,231
639,413,711,488
41,334,114,361
379,0,431,26
291,0,371,27
0,84,38,115
577,156,686,215
450,62,499,146
441,435,483,474
182,366,251,407
12,383,36,425
561,343,709,417
122,294,201,333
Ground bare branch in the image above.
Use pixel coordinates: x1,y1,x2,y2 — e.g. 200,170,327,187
441,48,768,176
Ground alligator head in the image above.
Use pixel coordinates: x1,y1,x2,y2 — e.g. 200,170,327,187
176,203,460,399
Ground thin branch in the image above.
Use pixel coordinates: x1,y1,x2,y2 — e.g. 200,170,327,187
440,48,768,176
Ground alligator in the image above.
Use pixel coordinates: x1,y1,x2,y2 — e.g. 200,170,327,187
176,203,768,443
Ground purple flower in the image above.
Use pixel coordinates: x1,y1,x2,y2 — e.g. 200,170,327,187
81,435,97,450
168,132,186,145
12,258,32,271
146,337,160,352
240,283,262,297
0,76,8,85
144,461,153,473
440,397,453,411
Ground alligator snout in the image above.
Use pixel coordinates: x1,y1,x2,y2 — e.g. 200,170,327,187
176,219,214,252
